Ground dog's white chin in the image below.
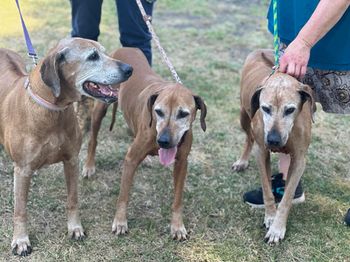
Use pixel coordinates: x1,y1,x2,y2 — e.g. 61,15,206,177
158,147,177,167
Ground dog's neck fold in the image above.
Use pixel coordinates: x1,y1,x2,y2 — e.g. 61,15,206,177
26,66,78,111
24,78,68,112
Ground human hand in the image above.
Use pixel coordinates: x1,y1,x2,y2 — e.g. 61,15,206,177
278,37,312,79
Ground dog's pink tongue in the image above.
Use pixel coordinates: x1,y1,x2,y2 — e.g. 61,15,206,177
99,84,118,97
158,147,177,167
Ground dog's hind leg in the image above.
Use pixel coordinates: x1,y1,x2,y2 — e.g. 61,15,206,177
232,108,254,172
112,136,151,235
64,157,85,240
11,165,33,256
82,101,109,178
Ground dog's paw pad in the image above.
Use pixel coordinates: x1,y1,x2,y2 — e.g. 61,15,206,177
231,160,248,172
112,221,128,236
71,228,86,241
82,165,96,178
171,225,188,241
11,238,32,256
264,226,286,245
68,224,85,241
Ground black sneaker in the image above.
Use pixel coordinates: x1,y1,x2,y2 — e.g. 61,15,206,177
243,173,305,208
345,209,350,226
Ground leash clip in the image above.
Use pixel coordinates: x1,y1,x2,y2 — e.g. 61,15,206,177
143,15,152,22
266,65,279,82
28,53,38,66
271,65,279,74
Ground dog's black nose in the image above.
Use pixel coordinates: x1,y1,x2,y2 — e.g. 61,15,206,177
157,129,172,149
119,63,133,79
267,129,282,147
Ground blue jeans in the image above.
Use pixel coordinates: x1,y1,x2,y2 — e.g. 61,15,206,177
71,0,154,65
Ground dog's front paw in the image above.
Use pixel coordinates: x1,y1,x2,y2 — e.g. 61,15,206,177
264,224,286,244
171,224,188,241
68,225,85,241
231,159,248,172
11,236,32,256
82,164,96,178
112,219,128,235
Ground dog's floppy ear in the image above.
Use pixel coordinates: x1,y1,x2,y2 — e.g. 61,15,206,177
250,87,263,118
147,94,158,127
298,83,316,122
194,95,207,132
40,48,67,97
261,51,275,68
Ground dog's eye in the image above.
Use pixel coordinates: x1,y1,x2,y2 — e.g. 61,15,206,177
177,110,189,119
87,51,99,61
155,109,164,117
261,106,271,115
284,107,296,116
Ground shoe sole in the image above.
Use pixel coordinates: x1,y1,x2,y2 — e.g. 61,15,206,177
244,193,305,209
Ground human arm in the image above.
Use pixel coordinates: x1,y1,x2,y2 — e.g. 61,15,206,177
279,0,350,78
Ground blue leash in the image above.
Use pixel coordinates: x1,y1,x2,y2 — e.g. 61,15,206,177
14,0,38,65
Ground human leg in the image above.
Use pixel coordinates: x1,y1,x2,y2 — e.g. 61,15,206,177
278,153,290,180
116,0,154,65
71,0,103,41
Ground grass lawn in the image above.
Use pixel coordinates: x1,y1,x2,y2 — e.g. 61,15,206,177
0,0,350,261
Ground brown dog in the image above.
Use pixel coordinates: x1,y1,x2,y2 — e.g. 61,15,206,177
232,49,315,244
0,38,132,256
82,47,207,240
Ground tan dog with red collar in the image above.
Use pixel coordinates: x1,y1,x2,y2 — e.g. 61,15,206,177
0,38,132,256
232,49,315,244
82,47,207,240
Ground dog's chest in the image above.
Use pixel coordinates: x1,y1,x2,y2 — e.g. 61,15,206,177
8,131,79,169
44,133,66,153
39,132,79,163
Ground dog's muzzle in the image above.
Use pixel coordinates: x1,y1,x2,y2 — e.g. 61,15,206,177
83,82,119,104
157,127,178,167
118,62,133,82
82,63,133,104
157,128,173,149
266,129,282,148
157,128,188,166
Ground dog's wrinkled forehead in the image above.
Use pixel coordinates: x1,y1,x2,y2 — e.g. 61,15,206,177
57,37,105,51
261,74,300,104
55,38,106,60
156,84,195,110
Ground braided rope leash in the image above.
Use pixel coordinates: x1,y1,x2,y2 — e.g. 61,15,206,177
135,0,183,84
272,0,280,68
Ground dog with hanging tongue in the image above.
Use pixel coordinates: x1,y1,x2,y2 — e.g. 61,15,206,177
82,47,207,240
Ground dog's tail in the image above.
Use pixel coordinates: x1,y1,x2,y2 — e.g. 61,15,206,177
109,102,118,131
